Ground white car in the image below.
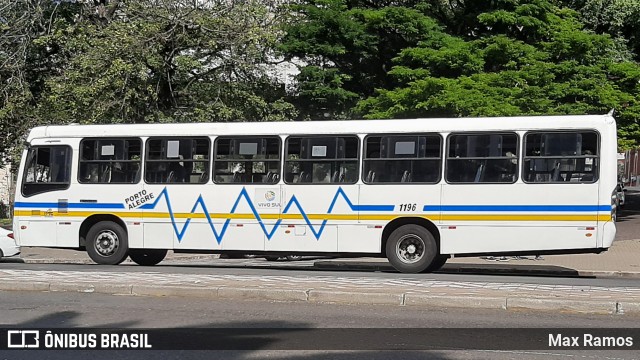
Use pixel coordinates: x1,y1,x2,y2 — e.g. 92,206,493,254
0,227,20,260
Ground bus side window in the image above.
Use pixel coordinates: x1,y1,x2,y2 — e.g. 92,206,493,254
445,133,518,184
79,138,142,184
363,134,441,184
145,138,210,184
213,137,280,185
284,136,359,185
523,131,599,184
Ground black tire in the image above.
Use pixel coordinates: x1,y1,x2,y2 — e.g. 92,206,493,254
129,249,167,266
86,221,129,265
286,255,302,261
0,249,4,261
221,253,246,259
385,224,437,273
264,256,280,261
424,255,448,273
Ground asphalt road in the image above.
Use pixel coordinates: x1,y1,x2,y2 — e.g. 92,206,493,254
1,290,639,359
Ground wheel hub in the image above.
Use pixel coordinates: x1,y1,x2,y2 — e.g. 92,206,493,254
406,244,416,254
396,234,424,264
95,230,118,257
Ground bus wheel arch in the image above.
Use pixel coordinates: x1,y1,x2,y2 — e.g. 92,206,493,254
81,215,129,265
381,218,442,273
79,214,127,248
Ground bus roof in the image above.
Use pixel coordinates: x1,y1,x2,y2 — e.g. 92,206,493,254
27,114,614,141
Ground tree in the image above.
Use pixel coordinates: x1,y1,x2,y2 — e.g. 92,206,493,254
0,1,64,164
563,0,640,60
279,0,445,119
358,0,640,147
41,0,296,124
0,0,296,163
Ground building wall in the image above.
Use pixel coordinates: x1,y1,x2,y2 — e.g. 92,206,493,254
621,149,640,187
0,164,13,204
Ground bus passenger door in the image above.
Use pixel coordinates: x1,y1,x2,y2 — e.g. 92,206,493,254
14,143,75,248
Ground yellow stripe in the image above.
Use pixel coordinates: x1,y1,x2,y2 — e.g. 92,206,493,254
280,214,359,220
14,210,609,222
440,214,610,222
14,210,144,218
209,213,280,220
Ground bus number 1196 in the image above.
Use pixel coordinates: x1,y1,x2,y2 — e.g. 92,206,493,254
398,203,417,212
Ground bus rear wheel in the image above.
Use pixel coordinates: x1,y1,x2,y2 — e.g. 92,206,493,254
86,221,129,265
129,249,167,266
385,224,437,273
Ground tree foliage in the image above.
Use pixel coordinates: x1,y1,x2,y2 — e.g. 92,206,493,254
282,0,640,147
0,1,56,163
279,0,445,119
0,0,296,161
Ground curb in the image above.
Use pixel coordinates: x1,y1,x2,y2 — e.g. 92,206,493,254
132,285,218,298
505,298,617,315
308,290,404,305
404,294,506,310
1,279,639,316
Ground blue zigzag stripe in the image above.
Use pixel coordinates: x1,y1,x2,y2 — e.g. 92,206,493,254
141,187,394,244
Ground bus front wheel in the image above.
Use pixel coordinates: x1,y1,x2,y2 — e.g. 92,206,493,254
86,221,129,265
425,255,448,272
129,249,167,266
385,224,437,273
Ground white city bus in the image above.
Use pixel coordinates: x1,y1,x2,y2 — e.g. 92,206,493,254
12,114,618,273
